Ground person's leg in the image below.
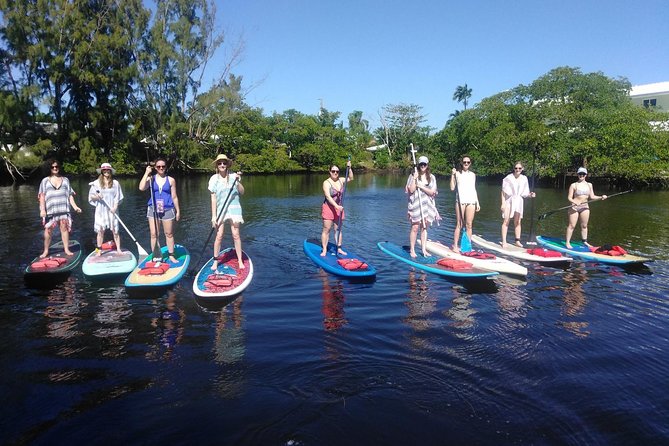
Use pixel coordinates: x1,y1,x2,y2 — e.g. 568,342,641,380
96,229,104,255
420,226,429,257
321,219,333,256
513,213,523,247
464,205,476,240
580,210,591,246
61,220,73,255
409,222,420,258
163,219,177,263
148,217,157,253
211,223,226,270
565,210,579,248
40,226,53,258
231,222,245,269
501,216,510,247
453,203,462,251
113,229,122,252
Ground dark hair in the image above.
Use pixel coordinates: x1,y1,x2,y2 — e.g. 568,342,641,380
457,154,472,172
45,158,61,175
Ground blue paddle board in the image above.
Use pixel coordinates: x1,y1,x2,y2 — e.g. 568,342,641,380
377,241,497,279
125,244,190,288
83,248,137,278
536,236,650,265
303,238,376,279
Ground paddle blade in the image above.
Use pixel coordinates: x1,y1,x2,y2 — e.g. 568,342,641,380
460,232,472,253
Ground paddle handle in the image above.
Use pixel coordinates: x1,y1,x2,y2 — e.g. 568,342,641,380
336,155,351,246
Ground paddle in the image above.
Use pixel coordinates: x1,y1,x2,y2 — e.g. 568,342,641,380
452,163,472,252
409,144,426,229
91,184,149,262
537,189,633,221
335,155,351,252
189,176,239,276
148,173,163,259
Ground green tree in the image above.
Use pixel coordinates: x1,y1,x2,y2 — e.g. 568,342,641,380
453,83,472,110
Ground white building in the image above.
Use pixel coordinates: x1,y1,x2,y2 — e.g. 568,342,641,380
629,81,669,110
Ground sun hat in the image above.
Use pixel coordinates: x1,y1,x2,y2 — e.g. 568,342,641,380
96,162,115,174
213,154,232,165
577,167,587,175
418,156,429,165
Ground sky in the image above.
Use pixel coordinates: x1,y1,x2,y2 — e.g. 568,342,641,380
204,0,669,130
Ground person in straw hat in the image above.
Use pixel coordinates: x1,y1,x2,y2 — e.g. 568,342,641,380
88,162,124,254
209,154,245,270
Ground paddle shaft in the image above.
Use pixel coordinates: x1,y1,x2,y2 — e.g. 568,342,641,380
409,144,426,229
94,189,149,257
148,173,163,258
190,176,239,275
527,149,538,244
538,189,633,220
336,155,351,247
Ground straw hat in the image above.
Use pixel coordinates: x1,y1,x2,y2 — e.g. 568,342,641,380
213,154,232,165
96,162,115,174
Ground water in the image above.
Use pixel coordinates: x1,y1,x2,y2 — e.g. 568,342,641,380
1,173,668,445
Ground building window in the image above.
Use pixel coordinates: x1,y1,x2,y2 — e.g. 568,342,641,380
643,99,657,108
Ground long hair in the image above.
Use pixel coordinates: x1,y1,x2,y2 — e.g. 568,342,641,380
97,171,114,189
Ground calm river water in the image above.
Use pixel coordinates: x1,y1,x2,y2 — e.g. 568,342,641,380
1,172,668,445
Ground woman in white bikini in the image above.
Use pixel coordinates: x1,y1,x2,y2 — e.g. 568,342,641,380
565,167,607,249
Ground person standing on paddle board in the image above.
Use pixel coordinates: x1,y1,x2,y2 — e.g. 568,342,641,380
500,162,535,248
209,154,245,270
565,167,606,249
450,155,479,252
321,160,353,256
406,155,440,258
38,159,82,258
88,163,124,254
139,157,181,263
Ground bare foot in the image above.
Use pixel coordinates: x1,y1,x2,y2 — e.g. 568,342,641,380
39,251,49,259
64,250,74,256
422,250,429,257
409,251,417,258
514,241,523,248
211,260,218,271
238,261,245,270
501,242,508,249
337,248,347,255
565,243,572,249
169,255,178,263
320,251,327,257
452,246,460,253
96,249,102,257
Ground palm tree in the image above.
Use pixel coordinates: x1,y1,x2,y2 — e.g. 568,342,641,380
453,84,473,110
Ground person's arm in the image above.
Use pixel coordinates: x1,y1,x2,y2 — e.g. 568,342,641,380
450,169,457,191
235,172,245,195
500,190,506,211
211,191,218,226
406,174,417,194
418,174,437,198
567,183,577,205
473,174,480,211
170,177,180,221
589,183,607,201
139,165,152,191
38,180,47,218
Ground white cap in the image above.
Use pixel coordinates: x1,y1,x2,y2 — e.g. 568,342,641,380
577,167,587,175
418,156,429,165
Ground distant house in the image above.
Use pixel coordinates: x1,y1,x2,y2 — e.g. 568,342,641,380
629,82,669,110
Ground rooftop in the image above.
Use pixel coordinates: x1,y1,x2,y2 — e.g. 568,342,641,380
630,82,669,97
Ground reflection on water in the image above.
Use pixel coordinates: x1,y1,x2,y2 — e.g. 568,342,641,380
212,297,247,398
320,271,347,332
404,270,438,333
44,277,86,346
560,265,590,338
146,290,185,361
94,287,132,358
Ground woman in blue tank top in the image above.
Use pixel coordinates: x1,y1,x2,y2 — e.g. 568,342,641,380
139,157,181,263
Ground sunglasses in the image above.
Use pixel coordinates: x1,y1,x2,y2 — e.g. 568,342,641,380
155,165,166,169
419,163,427,167
514,167,523,171
578,173,586,176
217,161,229,166
330,169,339,173
462,161,471,165
51,165,60,169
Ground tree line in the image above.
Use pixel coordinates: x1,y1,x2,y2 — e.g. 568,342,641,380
2,1,668,186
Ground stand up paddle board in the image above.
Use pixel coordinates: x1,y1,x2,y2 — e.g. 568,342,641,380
377,241,497,279
193,248,253,298
536,236,650,265
303,238,376,280
471,234,572,265
422,239,528,277
125,244,190,289
25,240,82,280
82,244,137,278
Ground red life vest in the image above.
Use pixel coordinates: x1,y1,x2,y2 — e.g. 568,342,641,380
592,245,627,256
31,257,68,270
437,258,473,270
337,258,368,271
138,261,170,275
526,248,562,258
205,274,234,288
462,251,496,260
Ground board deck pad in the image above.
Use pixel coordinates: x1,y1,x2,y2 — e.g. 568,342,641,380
193,248,253,298
303,238,376,279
